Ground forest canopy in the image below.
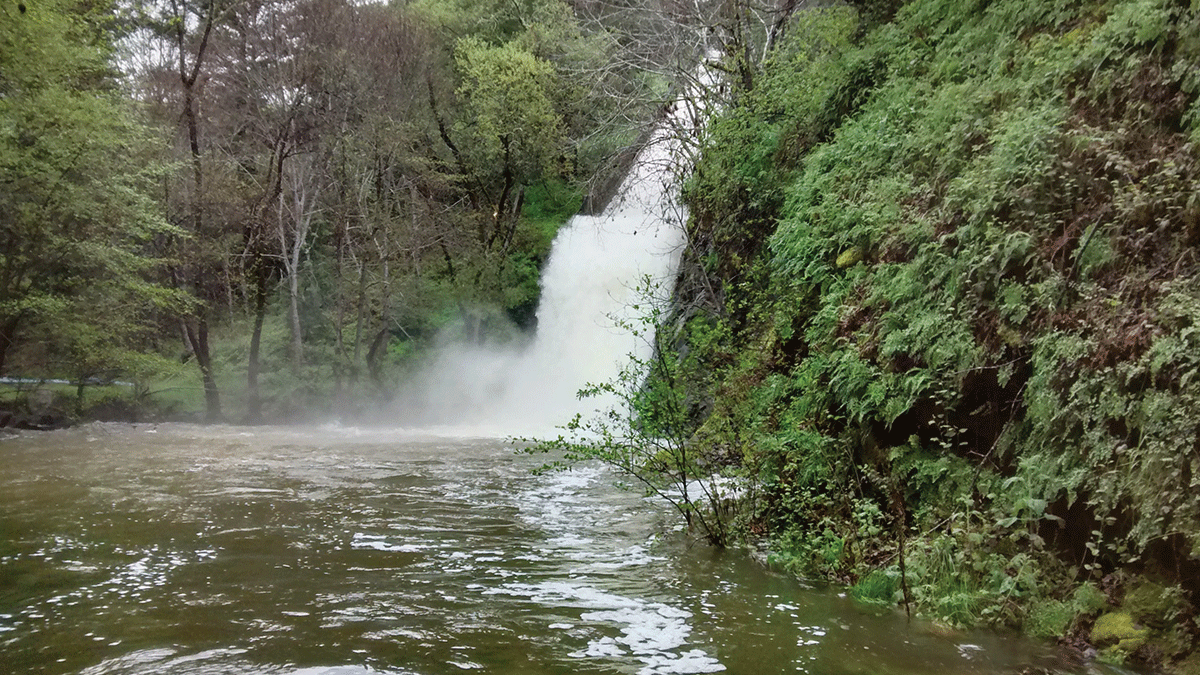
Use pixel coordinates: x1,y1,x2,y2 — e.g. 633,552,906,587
0,0,750,422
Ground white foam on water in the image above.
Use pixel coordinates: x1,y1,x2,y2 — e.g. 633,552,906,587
487,580,724,674
637,650,726,675
570,544,662,572
349,534,426,553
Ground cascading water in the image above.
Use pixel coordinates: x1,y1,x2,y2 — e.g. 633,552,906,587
394,101,696,436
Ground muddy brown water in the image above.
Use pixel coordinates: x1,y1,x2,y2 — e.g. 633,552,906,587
1,424,1127,675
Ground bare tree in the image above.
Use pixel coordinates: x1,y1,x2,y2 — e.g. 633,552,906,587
165,0,234,422
279,150,324,370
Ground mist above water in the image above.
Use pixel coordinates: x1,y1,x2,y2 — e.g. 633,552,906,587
393,116,690,437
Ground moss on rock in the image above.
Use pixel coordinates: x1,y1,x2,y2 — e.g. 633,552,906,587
1092,612,1150,656
1125,580,1190,630
835,246,862,268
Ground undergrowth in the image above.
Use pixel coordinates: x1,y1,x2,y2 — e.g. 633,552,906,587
681,0,1200,669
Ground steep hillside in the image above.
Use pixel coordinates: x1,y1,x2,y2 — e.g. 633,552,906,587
681,0,1200,668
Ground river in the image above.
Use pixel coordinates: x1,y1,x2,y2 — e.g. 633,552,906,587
0,423,1124,675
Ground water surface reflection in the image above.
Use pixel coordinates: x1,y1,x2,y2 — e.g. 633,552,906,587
1,424,1114,675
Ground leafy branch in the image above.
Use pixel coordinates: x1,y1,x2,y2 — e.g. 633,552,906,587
521,275,740,546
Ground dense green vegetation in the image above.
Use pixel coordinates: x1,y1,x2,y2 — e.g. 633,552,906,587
665,0,1200,669
0,0,712,423
1,0,186,417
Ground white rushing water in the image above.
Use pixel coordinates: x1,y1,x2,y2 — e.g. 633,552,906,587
394,99,697,436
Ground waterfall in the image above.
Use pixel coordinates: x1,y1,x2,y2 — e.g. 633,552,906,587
394,90,703,437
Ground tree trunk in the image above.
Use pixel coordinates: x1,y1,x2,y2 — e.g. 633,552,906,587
288,231,304,371
246,126,290,416
765,0,800,54
334,211,347,360
186,315,222,422
283,156,317,373
352,260,367,366
891,480,912,620
440,241,456,282
179,318,195,360
500,185,524,255
0,315,20,376
488,135,515,249
176,2,222,424
427,76,482,208
246,260,267,424
366,326,389,389
367,224,392,390
333,211,347,400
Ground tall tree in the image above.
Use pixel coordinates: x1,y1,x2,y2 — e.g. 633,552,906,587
453,37,565,245
214,0,319,414
0,0,182,383
157,0,232,421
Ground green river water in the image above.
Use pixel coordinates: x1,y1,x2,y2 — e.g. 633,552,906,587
0,424,1128,675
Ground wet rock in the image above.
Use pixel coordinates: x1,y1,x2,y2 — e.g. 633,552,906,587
0,408,71,431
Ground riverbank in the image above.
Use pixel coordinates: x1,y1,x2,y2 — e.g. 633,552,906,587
670,0,1200,671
